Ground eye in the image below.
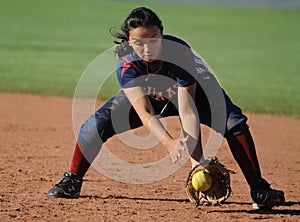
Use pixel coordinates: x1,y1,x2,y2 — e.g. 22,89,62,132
150,39,158,44
134,41,143,46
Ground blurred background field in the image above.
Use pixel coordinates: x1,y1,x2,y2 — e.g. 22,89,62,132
0,0,299,117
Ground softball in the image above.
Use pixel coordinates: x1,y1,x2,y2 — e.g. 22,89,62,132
192,170,213,192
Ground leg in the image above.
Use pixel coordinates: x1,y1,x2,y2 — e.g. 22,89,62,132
196,84,284,209
226,123,284,209
221,92,267,187
223,93,284,209
226,126,261,188
203,89,261,189
195,80,260,183
48,91,144,198
73,90,150,178
48,92,179,198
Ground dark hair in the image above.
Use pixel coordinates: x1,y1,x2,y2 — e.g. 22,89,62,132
110,7,164,57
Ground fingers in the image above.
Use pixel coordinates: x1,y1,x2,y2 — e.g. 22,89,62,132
171,154,178,163
177,145,185,151
177,135,189,151
169,135,190,163
170,136,189,163
170,148,182,163
171,152,181,163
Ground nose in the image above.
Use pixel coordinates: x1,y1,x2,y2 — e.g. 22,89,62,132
144,43,151,53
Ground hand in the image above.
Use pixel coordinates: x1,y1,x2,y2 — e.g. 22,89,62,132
167,136,189,163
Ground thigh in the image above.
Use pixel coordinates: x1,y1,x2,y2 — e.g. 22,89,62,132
89,90,180,142
96,90,144,136
96,90,179,131
78,91,143,148
195,83,248,137
94,91,178,135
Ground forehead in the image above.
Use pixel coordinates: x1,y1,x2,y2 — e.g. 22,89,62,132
129,26,161,39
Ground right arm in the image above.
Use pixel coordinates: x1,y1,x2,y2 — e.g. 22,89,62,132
123,86,175,149
116,58,186,161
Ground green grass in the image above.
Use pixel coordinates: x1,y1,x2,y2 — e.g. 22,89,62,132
0,0,299,117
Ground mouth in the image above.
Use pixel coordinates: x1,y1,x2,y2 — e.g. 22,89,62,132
144,54,153,58
143,56,155,62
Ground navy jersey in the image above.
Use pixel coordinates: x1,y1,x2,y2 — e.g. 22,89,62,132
77,36,248,152
116,35,203,101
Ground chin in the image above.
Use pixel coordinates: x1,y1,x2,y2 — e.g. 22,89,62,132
144,59,155,63
143,56,157,63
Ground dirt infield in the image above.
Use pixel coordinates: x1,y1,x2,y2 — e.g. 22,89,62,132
1,92,299,221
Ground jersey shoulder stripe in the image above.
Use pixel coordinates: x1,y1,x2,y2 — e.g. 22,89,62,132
119,56,144,79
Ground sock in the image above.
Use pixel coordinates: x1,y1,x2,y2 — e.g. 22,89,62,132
227,129,261,189
70,142,96,179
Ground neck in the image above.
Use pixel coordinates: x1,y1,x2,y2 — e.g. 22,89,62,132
147,60,163,73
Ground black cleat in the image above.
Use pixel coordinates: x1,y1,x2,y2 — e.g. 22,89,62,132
48,172,82,198
251,178,285,209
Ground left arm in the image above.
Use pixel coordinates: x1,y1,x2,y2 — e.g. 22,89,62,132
178,83,198,140
178,83,201,166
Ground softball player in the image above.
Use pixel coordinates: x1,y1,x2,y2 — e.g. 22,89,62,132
48,7,284,209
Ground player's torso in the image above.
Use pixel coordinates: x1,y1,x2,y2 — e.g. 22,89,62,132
118,54,183,101
116,34,210,102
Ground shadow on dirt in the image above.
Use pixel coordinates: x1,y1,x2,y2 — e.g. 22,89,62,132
81,194,189,203
208,201,300,216
81,195,300,215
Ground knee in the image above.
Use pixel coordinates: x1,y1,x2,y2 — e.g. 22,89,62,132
224,120,249,139
77,114,102,150
77,114,114,149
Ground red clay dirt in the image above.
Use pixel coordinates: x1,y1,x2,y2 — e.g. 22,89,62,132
0,92,299,221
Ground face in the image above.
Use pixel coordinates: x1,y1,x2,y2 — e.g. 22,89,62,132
128,26,162,63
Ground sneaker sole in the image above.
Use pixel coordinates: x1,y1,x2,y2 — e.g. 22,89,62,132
48,191,80,198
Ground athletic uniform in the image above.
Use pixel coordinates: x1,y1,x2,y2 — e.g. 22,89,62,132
48,34,284,209
78,34,248,152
